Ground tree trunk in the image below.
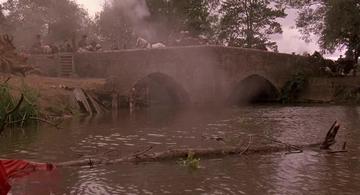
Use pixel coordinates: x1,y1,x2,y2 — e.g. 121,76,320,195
55,121,342,168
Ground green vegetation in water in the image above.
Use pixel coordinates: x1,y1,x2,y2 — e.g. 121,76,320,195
280,73,308,103
0,80,39,130
178,152,201,170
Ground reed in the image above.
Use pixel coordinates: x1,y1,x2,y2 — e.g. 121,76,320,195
0,81,39,130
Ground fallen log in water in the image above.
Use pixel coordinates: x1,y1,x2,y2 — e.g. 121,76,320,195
55,145,305,167
55,121,345,168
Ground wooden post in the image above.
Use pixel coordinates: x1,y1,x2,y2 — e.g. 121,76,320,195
145,86,150,107
112,93,119,111
129,87,136,114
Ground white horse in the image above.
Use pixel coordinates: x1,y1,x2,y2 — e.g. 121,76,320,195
151,43,166,48
41,45,52,54
136,37,151,49
136,37,166,49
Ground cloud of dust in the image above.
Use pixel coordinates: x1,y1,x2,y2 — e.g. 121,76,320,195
109,0,157,40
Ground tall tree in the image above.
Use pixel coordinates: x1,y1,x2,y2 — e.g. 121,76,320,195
1,0,90,46
218,0,286,51
96,0,216,46
146,0,215,40
293,0,360,63
0,4,8,32
95,0,135,49
46,0,90,42
148,0,211,34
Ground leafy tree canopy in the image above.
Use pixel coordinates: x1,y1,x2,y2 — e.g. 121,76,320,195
218,0,286,51
292,0,360,62
94,0,135,48
96,0,217,46
1,0,90,46
146,0,213,37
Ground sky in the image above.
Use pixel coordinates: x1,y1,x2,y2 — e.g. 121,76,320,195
273,9,342,59
1,0,343,58
76,0,104,17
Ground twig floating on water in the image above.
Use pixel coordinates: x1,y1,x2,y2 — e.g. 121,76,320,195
239,135,252,155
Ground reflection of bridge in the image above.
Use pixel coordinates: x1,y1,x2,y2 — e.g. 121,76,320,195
74,46,310,105
63,46,311,105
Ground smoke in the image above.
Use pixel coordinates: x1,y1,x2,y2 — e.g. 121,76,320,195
110,0,156,40
111,0,150,22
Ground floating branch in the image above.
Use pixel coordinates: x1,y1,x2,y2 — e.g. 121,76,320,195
321,121,340,149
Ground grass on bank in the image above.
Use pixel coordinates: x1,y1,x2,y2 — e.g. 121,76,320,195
0,80,39,130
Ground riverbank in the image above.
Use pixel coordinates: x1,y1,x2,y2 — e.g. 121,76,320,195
0,74,105,117
1,74,360,119
299,76,360,104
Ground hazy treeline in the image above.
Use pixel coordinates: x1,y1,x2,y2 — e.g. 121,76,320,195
0,0,91,48
0,0,359,60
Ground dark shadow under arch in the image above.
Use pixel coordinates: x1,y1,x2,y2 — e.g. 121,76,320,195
228,75,280,105
132,72,190,107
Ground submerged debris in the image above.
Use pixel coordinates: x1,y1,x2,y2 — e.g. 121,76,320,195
73,88,107,115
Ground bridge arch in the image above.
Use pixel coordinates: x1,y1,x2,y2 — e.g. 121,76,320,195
131,72,190,107
228,74,280,105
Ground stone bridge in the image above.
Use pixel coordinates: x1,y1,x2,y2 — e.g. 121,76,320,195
72,46,310,105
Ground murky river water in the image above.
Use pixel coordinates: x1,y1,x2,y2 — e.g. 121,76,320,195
1,105,360,195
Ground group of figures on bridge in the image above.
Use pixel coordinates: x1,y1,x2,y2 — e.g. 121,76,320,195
1,31,360,79
110,30,210,50
27,29,211,55
133,31,209,49
30,34,103,55
310,51,360,77
28,33,165,55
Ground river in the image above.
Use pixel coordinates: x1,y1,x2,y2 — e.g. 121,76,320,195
1,105,359,195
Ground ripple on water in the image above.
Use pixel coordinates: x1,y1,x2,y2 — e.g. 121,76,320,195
2,106,360,194
147,133,166,137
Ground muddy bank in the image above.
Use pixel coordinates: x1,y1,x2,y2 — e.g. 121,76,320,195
1,74,105,117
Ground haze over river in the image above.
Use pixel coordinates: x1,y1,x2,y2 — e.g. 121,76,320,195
1,105,359,195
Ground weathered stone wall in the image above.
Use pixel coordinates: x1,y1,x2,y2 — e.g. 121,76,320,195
300,77,360,103
28,46,312,104
74,46,311,104
28,55,59,77
27,47,360,105
210,46,309,97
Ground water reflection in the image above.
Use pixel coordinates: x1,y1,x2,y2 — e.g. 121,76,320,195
0,105,359,194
